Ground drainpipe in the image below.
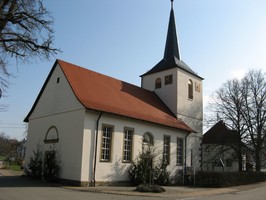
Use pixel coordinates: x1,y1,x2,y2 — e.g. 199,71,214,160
92,112,103,187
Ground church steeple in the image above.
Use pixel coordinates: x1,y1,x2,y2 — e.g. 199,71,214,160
164,0,180,60
141,0,203,80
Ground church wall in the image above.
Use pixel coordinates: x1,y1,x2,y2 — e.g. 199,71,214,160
81,112,187,184
25,108,86,182
25,62,88,182
176,68,203,128
176,69,203,170
29,63,84,120
141,68,178,115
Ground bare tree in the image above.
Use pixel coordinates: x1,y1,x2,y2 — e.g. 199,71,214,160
208,79,247,171
242,70,266,171
207,69,266,171
0,0,60,100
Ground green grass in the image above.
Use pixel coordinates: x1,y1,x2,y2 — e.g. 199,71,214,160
10,164,22,171
0,156,22,171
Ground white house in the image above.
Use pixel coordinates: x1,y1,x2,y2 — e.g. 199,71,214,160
24,1,203,186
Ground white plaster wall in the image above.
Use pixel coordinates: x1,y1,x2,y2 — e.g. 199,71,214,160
176,69,203,128
80,110,99,183
141,68,178,115
25,108,86,181
176,69,203,170
85,113,187,183
25,63,86,182
142,67,203,171
30,63,83,120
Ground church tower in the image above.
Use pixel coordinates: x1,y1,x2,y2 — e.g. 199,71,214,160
141,0,204,169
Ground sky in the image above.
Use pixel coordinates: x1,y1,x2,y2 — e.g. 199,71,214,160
0,0,266,140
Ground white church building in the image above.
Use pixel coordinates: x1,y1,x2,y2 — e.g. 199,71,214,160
24,1,203,186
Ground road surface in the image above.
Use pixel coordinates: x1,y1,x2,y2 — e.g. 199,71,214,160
1,175,266,200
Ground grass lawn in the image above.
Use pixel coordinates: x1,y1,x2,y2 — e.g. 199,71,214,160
0,156,22,171
10,164,22,171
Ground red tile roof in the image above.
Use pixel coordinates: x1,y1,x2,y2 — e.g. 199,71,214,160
25,59,193,132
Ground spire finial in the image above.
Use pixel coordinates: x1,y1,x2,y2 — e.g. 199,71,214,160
171,0,174,9
164,0,180,60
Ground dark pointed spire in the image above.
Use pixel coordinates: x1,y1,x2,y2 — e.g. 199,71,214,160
140,0,203,80
164,0,180,60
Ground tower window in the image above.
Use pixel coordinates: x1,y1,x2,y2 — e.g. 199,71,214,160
155,78,162,89
165,75,173,85
188,79,193,99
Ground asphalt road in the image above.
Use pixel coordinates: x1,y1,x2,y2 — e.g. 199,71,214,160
195,186,266,200
1,175,266,200
0,176,140,200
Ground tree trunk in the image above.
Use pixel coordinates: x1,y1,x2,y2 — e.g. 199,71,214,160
238,151,243,172
255,148,261,171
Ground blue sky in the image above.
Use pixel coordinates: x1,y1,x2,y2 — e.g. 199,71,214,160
1,0,266,140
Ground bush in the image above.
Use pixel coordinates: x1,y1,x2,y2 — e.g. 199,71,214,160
25,147,60,181
128,150,154,185
43,151,60,181
154,158,171,185
129,148,171,186
25,147,43,178
136,184,165,193
196,171,266,187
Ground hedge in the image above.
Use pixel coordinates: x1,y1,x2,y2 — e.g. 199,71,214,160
196,171,266,187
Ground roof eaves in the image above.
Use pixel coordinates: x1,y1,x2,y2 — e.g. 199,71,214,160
86,107,193,133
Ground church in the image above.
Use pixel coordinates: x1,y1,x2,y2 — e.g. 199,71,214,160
24,0,203,186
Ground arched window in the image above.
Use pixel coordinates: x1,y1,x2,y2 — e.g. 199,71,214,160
44,126,59,144
188,79,193,100
155,78,162,89
143,132,154,146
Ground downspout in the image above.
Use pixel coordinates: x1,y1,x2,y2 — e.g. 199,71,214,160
92,112,103,187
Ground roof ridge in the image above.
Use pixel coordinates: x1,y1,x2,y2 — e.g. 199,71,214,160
57,59,156,94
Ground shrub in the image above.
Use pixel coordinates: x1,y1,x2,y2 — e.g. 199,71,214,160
128,150,154,185
129,148,171,186
25,147,60,181
196,171,266,187
136,184,165,193
43,150,60,181
154,158,171,185
25,147,43,178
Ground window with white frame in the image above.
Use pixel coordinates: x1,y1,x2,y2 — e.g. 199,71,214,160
177,138,183,166
101,125,113,162
163,135,171,165
123,128,133,162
